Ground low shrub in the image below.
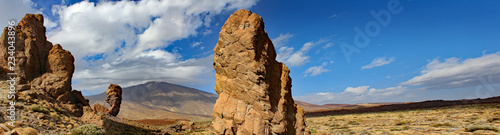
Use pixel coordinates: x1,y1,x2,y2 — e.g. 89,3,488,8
30,105,49,114
395,121,408,125
430,122,452,127
346,121,360,125
465,125,499,132
487,117,500,123
70,124,105,135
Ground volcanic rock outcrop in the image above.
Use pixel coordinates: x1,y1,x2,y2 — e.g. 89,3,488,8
0,14,89,116
105,84,122,116
211,9,308,134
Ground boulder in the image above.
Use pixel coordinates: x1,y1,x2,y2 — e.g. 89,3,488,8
211,9,308,135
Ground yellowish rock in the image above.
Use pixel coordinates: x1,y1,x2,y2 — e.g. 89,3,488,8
13,127,38,135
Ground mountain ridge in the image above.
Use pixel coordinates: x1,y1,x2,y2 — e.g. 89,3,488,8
86,81,217,120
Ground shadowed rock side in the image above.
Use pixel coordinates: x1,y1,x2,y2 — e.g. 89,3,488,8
212,9,308,135
106,84,122,116
0,14,89,116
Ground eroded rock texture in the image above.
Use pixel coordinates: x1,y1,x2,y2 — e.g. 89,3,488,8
106,84,122,116
0,14,89,116
212,9,308,135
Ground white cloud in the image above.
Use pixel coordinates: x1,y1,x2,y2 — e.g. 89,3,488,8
294,85,408,104
285,51,309,67
276,46,294,62
43,17,57,29
45,0,257,93
190,41,202,48
304,62,331,77
295,52,500,105
276,39,326,67
300,42,314,52
344,86,369,95
323,42,334,49
271,33,293,48
362,57,396,70
401,52,500,90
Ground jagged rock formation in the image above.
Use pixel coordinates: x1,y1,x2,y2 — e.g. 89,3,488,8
211,9,308,135
0,14,89,116
92,104,109,114
106,84,122,116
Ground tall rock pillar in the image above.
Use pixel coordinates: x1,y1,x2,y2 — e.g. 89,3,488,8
212,9,308,135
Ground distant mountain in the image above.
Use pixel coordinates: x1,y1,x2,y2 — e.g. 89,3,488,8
306,96,500,117
295,100,395,112
86,81,218,120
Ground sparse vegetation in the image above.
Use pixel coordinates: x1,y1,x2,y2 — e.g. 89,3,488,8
306,103,500,134
395,121,408,125
70,124,105,135
488,117,500,123
347,120,360,125
50,113,60,121
390,126,410,131
465,125,499,132
430,122,452,127
30,104,50,114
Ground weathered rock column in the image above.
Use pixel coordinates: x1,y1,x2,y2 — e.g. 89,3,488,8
106,84,122,116
212,9,308,135
1,14,89,116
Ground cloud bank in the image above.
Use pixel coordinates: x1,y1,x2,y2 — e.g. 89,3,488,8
297,52,500,104
294,85,408,104
45,0,258,94
401,52,500,90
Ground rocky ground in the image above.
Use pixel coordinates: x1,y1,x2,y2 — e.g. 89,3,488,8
2,77,499,135
0,81,85,134
306,103,500,135
0,81,213,135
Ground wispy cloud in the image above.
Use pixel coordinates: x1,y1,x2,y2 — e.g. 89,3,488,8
294,85,408,104
190,42,202,48
295,51,500,105
271,33,294,48
323,42,334,49
190,42,204,49
401,52,500,90
362,57,396,70
303,61,333,77
277,39,327,67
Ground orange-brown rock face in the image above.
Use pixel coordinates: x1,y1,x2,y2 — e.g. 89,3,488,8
106,84,122,116
0,14,89,116
212,9,308,135
92,104,109,114
0,14,52,84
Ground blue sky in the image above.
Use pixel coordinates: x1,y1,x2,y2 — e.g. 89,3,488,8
2,0,500,104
